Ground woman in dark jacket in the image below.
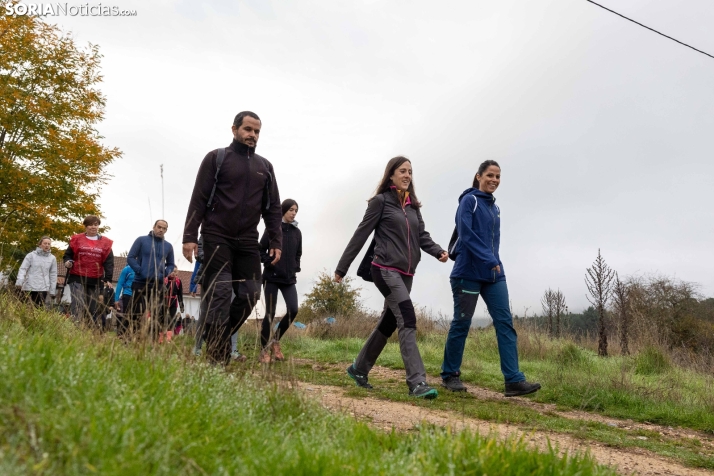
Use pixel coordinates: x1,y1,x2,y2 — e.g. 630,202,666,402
334,156,448,399
259,199,302,363
440,160,540,397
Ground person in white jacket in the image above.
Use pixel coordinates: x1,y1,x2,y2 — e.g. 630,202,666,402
16,236,58,308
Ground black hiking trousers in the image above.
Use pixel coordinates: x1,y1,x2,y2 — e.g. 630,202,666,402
201,236,262,365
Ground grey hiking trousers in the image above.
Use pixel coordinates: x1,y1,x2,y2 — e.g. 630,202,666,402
354,266,427,389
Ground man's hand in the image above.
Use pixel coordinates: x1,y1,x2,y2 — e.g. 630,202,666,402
183,243,198,263
115,301,122,311
269,249,282,265
438,251,448,263
333,273,343,283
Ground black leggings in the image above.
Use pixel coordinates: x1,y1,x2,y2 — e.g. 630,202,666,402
261,282,299,348
26,291,47,308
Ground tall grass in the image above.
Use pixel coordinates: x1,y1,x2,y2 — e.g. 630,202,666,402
0,295,611,475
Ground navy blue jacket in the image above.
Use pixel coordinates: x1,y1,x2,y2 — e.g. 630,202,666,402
450,188,506,283
127,232,176,285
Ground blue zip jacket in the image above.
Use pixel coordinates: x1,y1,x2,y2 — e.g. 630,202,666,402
115,265,135,301
127,232,176,284
450,187,506,283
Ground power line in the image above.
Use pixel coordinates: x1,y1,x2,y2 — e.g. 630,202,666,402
585,0,714,60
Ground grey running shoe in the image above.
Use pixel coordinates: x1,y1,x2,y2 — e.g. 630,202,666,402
441,375,467,392
346,365,373,389
504,380,541,397
193,348,201,357
409,382,438,399
231,351,247,362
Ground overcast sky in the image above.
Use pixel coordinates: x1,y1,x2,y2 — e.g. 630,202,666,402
45,0,714,318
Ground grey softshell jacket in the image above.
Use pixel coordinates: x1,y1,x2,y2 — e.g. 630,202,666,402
335,190,444,277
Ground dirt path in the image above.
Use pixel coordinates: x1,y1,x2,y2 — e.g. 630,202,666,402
292,362,714,476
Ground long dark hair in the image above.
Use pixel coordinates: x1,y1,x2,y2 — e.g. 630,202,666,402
372,156,421,209
472,160,501,188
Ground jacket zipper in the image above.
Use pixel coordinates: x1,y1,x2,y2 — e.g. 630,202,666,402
402,201,412,274
489,197,496,282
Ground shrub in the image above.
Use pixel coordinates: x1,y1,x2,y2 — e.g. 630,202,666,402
301,271,362,322
634,346,671,375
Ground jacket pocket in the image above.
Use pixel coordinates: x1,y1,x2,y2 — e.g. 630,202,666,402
455,282,479,320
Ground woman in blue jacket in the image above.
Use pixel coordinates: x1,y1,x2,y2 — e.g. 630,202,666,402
441,160,540,397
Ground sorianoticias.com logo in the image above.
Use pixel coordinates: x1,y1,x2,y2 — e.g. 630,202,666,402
4,2,137,16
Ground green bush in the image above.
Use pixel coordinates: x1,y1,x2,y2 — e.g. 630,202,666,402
635,346,671,375
302,270,362,322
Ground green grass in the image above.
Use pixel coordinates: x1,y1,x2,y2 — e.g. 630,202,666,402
0,297,611,475
277,327,714,434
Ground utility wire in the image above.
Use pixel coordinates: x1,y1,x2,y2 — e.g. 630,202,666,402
586,0,714,60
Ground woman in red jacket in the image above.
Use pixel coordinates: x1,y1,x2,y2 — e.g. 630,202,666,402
63,215,114,328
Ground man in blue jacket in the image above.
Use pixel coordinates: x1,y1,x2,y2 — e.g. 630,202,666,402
126,220,175,341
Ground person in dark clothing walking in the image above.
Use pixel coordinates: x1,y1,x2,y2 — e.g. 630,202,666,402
183,111,282,365
165,268,184,336
63,215,114,328
334,156,448,399
258,199,302,363
96,281,115,332
440,160,541,397
127,220,176,342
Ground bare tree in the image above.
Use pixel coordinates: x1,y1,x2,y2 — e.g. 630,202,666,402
553,289,567,338
585,249,615,356
612,272,630,355
541,288,555,336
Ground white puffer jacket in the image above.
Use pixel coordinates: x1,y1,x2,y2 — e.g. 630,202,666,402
17,248,58,295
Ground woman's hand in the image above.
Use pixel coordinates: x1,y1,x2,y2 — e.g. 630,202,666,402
492,265,501,274
438,251,448,263
333,273,343,283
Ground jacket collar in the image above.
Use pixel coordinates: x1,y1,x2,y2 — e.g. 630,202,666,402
34,247,51,256
229,139,255,157
459,187,495,203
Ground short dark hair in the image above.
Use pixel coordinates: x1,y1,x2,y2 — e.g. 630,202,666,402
83,215,101,226
281,199,298,216
233,111,261,128
473,160,501,188
154,219,168,227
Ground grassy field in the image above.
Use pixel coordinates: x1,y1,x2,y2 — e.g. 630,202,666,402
0,297,612,476
226,316,714,470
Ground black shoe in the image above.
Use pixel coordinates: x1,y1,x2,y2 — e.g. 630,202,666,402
409,382,438,399
347,365,373,389
504,380,541,397
441,375,467,392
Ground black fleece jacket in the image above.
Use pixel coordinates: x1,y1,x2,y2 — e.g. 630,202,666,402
183,140,282,249
260,221,302,285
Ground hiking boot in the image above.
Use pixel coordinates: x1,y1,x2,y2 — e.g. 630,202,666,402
504,380,541,397
346,365,373,389
409,382,438,399
271,341,285,361
258,350,271,364
441,375,467,392
231,351,247,363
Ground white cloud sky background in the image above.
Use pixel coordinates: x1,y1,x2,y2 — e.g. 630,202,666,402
47,0,714,318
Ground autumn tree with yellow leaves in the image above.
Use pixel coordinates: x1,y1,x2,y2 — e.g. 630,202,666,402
0,3,120,270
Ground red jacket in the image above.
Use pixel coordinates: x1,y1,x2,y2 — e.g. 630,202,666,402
65,234,114,280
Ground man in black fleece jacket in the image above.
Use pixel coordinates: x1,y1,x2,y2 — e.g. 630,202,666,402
183,111,282,364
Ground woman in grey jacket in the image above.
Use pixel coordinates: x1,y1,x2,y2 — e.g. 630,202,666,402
16,236,58,307
334,156,448,399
